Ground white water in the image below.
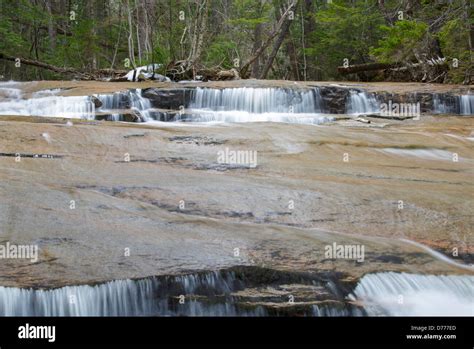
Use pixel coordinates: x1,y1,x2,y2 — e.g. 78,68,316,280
184,87,331,124
129,89,152,120
0,269,361,317
0,83,95,119
0,95,95,119
350,272,474,316
190,87,324,113
0,87,22,99
95,89,153,121
182,110,333,125
377,148,454,161
0,278,158,316
433,94,474,115
0,83,153,121
0,271,264,316
311,304,364,316
460,95,474,115
346,90,379,114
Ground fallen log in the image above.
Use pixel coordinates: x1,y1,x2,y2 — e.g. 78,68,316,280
0,52,92,78
166,62,240,81
0,52,127,80
337,62,399,74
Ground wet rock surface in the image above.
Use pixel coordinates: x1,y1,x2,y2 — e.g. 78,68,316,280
0,112,472,293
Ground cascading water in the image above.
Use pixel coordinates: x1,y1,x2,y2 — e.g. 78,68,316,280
129,89,152,121
0,268,362,317
182,87,331,124
0,94,95,119
349,272,474,316
433,94,474,115
311,304,365,317
0,82,95,119
0,271,264,316
460,95,474,115
346,90,379,114
94,89,153,121
190,87,323,113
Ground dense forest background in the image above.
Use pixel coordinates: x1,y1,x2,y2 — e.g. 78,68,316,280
0,0,472,83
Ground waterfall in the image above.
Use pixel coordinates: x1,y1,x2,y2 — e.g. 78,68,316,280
0,271,265,316
129,89,152,121
0,84,153,122
433,94,474,115
311,304,365,316
0,95,95,119
95,89,153,121
0,268,362,317
460,95,474,115
0,83,95,119
182,87,331,124
0,87,23,99
190,87,324,113
346,90,379,114
349,272,474,316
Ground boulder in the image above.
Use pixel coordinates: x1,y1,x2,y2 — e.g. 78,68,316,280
142,88,194,109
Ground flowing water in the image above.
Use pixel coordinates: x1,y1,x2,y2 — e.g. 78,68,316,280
433,94,474,115
0,84,335,124
460,95,474,115
1,269,471,316
0,83,471,122
95,89,152,121
182,87,331,124
0,81,472,317
346,90,379,114
0,94,95,119
0,271,266,316
349,272,474,316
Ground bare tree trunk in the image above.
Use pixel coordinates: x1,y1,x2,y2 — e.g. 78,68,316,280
259,12,292,79
300,1,307,80
239,0,296,78
110,5,123,69
286,39,300,80
251,23,262,78
188,0,209,67
45,0,56,51
89,0,97,70
127,0,136,68
135,0,142,64
464,0,473,84
192,0,208,65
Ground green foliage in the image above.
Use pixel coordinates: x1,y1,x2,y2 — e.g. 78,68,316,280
438,18,472,83
307,1,384,79
204,38,237,69
0,19,26,51
370,21,428,63
0,0,471,82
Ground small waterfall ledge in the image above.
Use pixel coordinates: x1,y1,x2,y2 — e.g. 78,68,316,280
346,90,379,115
0,268,472,316
0,268,361,317
349,272,474,316
0,82,472,123
433,93,474,115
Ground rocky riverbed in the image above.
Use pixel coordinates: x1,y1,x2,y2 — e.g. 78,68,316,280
0,80,472,316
